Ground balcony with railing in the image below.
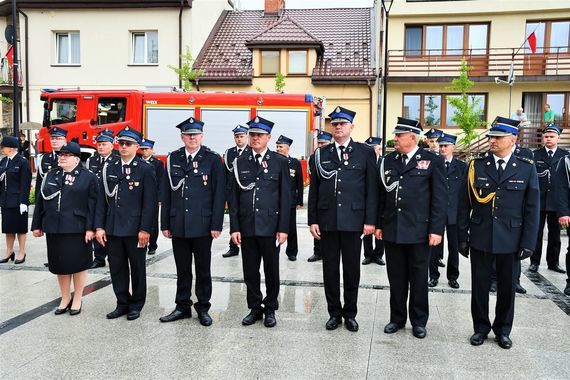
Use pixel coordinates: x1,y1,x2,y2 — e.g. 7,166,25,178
387,47,570,82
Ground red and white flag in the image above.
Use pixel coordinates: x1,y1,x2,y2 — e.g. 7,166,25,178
527,32,537,54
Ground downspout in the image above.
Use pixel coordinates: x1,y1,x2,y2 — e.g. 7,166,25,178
178,0,184,88
18,9,29,122
368,79,373,137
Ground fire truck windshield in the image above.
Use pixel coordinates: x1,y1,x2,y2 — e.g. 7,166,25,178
48,98,77,126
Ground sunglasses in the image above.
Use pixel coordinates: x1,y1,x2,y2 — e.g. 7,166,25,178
118,141,135,147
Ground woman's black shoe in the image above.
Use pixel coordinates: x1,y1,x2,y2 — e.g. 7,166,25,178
14,254,26,264
0,252,15,263
54,300,72,315
70,303,82,316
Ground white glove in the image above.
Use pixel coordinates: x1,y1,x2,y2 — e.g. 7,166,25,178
19,204,28,215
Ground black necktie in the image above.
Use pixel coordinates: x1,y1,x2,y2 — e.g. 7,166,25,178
445,161,450,173
401,154,407,166
497,159,505,179
548,150,553,161
238,148,242,156
338,145,345,160
187,155,193,166
255,153,261,166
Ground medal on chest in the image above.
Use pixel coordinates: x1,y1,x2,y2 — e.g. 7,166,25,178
203,174,208,186
193,161,198,174
290,168,296,177
343,152,349,166
65,174,75,186
262,161,268,173
416,160,431,170
125,167,131,180
128,180,135,190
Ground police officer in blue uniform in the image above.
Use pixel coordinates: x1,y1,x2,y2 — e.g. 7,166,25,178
362,137,385,266
275,135,303,261
87,129,120,268
0,136,32,264
308,106,378,332
307,131,332,263
428,133,467,289
229,116,290,328
95,127,157,321
531,124,567,274
139,138,165,256
377,117,447,339
222,125,251,258
458,116,539,349
160,117,225,326
554,153,570,296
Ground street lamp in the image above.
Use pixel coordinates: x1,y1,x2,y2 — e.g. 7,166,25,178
11,0,20,138
380,0,393,155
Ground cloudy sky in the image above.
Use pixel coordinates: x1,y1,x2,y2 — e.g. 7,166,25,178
235,0,375,9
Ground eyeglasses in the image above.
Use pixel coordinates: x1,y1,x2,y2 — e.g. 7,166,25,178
58,153,74,157
118,141,135,147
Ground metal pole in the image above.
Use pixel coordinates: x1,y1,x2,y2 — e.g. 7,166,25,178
381,1,392,156
11,0,19,137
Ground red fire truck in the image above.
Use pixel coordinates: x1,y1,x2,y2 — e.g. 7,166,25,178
39,90,323,176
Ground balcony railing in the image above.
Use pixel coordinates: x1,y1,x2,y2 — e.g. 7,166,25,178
0,57,22,86
387,47,570,79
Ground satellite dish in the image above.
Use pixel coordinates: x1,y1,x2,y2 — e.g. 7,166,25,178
4,25,14,45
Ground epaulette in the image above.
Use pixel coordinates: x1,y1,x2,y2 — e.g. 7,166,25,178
471,152,488,160
423,149,439,157
515,155,534,165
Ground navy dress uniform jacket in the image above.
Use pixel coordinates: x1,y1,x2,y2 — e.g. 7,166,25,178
229,149,291,237
31,166,98,233
35,152,59,199
86,151,120,176
445,157,468,225
161,146,225,238
224,146,251,175
377,148,447,243
533,147,568,211
457,152,540,254
287,156,304,208
308,140,378,232
95,156,157,236
144,156,165,201
556,155,570,216
0,154,32,208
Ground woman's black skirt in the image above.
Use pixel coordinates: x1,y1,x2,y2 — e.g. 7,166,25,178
46,233,92,275
1,207,28,234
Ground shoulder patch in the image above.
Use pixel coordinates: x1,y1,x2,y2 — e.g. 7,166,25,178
516,155,534,165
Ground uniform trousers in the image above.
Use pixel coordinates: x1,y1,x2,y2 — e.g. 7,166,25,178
532,210,561,267
363,235,384,259
385,242,430,327
148,204,159,252
429,224,459,281
241,236,280,312
285,208,298,257
565,229,570,286
172,236,212,312
107,235,147,312
313,238,321,255
321,231,361,319
93,240,107,265
470,249,517,336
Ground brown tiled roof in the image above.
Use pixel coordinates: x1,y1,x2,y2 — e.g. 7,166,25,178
194,8,376,84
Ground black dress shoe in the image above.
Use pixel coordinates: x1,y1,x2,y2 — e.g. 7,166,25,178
198,311,213,326
242,309,264,326
0,252,15,263
106,308,128,319
437,259,445,267
428,278,438,287
264,311,277,328
384,322,404,334
374,257,386,266
307,254,322,262
515,283,527,294
222,249,239,258
469,332,488,346
14,254,26,264
43,262,49,267
127,310,140,321
490,281,497,292
412,326,426,339
448,280,460,289
548,265,566,274
495,334,512,349
528,263,539,272
325,316,342,330
90,261,105,269
54,300,72,315
159,309,192,323
362,257,372,265
564,284,570,296
287,255,297,262
70,303,82,316
344,318,359,332
147,250,156,255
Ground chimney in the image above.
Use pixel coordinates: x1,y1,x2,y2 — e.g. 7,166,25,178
264,0,285,16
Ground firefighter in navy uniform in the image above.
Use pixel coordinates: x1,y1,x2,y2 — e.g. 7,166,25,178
275,135,303,261
362,137,385,266
458,116,539,349
308,107,378,332
306,131,332,263
229,116,290,328
159,117,225,326
88,129,120,268
530,124,567,274
139,138,164,256
424,128,443,154
37,127,68,196
428,133,467,289
554,151,570,296
222,125,251,258
377,117,447,339
95,127,158,321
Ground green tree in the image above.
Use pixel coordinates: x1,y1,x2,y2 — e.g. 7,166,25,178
167,46,203,91
424,95,440,126
446,59,486,154
275,72,285,93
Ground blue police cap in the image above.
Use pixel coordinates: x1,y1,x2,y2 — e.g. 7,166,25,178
543,124,562,135
394,117,423,135
424,128,443,139
365,137,382,146
96,129,115,143
317,131,332,143
276,135,293,146
49,127,68,138
232,125,248,135
247,116,274,134
58,141,82,157
176,117,204,134
438,133,457,145
116,126,142,143
487,116,520,137
1,136,18,148
328,106,356,124
140,138,155,149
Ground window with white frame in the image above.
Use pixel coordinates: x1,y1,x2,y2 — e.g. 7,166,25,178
55,32,80,65
132,31,158,64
